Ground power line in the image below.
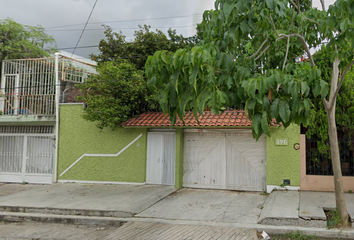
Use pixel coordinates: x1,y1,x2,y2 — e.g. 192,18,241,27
54,37,197,51
72,0,98,57
45,13,203,30
45,24,198,32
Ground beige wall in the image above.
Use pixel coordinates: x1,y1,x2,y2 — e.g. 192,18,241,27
300,134,354,192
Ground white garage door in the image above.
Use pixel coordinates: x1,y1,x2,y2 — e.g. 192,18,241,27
183,130,266,191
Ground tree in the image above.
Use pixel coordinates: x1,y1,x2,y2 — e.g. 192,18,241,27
80,25,199,128
78,60,151,129
146,0,354,226
0,18,55,64
307,48,354,158
91,24,199,70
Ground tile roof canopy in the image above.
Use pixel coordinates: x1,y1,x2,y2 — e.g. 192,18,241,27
122,110,277,128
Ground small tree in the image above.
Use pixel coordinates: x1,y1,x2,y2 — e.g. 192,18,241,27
0,18,55,64
307,49,354,157
146,0,354,226
78,60,151,129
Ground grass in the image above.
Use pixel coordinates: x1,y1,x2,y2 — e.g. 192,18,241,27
269,231,347,240
324,208,343,229
269,231,314,240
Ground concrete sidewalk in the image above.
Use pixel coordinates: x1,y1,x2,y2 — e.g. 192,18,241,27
0,183,353,239
259,190,354,228
0,183,176,218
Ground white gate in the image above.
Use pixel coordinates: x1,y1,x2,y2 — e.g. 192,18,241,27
0,126,55,184
146,132,175,185
183,130,266,191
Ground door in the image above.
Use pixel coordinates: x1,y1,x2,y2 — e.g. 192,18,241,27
146,132,175,185
225,133,267,191
183,132,226,189
183,130,266,191
0,127,55,184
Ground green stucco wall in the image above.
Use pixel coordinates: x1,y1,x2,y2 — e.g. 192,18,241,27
58,104,147,182
266,124,300,186
175,129,184,189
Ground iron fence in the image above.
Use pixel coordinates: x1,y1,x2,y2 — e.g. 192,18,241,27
306,135,354,176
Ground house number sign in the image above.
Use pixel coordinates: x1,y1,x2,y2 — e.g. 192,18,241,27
275,139,288,145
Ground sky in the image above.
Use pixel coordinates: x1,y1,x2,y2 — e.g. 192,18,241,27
0,0,215,60
0,0,336,61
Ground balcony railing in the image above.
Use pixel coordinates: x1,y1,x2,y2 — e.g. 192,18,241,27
0,55,97,118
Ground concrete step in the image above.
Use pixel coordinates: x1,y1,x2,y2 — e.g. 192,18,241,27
0,205,133,218
0,211,127,227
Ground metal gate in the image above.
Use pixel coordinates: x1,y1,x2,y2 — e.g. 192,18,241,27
183,130,266,191
146,132,175,185
0,126,55,184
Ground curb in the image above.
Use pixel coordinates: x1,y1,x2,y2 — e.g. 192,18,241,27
0,212,126,227
123,217,354,239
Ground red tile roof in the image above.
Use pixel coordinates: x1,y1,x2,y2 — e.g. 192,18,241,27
122,110,278,128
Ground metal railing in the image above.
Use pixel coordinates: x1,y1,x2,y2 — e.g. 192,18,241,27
0,56,97,117
306,135,354,176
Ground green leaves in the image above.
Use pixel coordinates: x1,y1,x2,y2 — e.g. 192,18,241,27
312,79,329,99
301,81,310,97
79,60,150,129
189,65,198,91
261,111,271,136
144,0,352,143
252,113,262,139
279,100,290,123
0,18,56,64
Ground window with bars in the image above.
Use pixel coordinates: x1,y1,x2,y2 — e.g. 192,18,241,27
0,125,54,134
306,135,354,176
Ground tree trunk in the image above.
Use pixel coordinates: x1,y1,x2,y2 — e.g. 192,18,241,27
325,57,350,227
326,107,350,227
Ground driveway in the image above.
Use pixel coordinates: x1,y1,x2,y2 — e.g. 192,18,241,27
137,188,268,224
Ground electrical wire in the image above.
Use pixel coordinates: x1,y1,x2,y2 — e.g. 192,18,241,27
53,36,198,51
45,13,203,29
45,24,197,32
72,0,98,57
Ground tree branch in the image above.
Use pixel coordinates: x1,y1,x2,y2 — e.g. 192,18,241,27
304,17,320,26
268,15,279,36
282,36,290,71
275,36,288,42
247,38,269,59
320,0,325,11
323,98,329,110
289,0,300,14
290,9,294,34
255,44,272,61
329,60,354,109
289,0,320,27
327,57,340,110
280,33,315,67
